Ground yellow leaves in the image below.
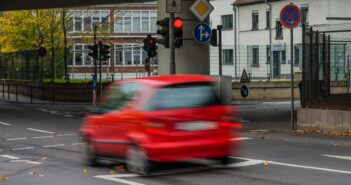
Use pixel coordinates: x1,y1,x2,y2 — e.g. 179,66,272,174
82,169,88,174
263,160,269,167
110,165,126,174
0,175,9,181
298,129,351,137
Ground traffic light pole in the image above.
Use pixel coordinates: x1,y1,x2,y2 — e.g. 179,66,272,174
93,25,98,107
99,41,103,102
170,13,176,74
217,25,223,76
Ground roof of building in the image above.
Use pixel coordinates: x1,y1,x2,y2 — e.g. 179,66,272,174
233,0,283,6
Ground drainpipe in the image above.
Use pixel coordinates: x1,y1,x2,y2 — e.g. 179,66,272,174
232,4,238,80
266,0,273,80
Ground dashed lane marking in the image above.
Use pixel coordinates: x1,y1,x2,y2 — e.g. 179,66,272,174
323,154,351,161
12,147,35,151
56,134,75,137
6,137,26,141
27,128,55,134
230,137,252,141
43,144,65,148
0,122,11,126
33,136,54,139
0,155,20,160
9,159,42,165
72,143,86,146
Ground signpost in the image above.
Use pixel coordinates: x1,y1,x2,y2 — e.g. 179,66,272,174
280,3,301,130
166,0,182,13
190,0,214,21
240,85,249,98
193,23,212,44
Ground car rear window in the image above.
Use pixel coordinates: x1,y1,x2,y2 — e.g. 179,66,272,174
144,83,222,111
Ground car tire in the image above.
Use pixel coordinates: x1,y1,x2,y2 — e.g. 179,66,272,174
83,142,98,167
126,145,152,175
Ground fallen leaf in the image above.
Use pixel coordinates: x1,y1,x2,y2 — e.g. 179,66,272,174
83,169,88,174
29,171,37,175
114,166,125,173
264,160,269,167
0,176,8,181
41,157,48,161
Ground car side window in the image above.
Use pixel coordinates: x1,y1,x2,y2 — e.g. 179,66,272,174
102,83,142,111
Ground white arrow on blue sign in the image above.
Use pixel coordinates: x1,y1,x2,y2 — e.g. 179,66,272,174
193,22,212,44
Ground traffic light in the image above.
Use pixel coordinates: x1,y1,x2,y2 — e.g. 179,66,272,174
143,35,157,58
210,29,218,47
173,17,183,48
88,44,98,60
156,18,169,48
99,42,111,61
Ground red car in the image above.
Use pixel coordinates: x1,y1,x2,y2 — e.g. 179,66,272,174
80,75,241,174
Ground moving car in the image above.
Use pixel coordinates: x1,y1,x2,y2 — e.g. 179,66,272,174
80,75,241,174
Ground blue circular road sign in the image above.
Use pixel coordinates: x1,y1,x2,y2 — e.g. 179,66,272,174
193,22,212,44
240,85,249,98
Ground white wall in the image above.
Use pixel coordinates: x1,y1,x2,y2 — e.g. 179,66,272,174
209,0,236,77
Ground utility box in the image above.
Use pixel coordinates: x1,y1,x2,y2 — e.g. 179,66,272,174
213,76,232,105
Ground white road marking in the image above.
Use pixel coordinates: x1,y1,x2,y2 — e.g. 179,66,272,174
12,147,35,151
231,156,351,175
6,137,27,141
231,137,252,141
27,128,55,134
0,122,11,126
37,108,49,112
34,136,54,139
43,144,65,148
95,158,262,184
0,155,20,160
56,134,75,137
72,143,86,146
323,154,351,161
8,159,42,165
95,174,144,185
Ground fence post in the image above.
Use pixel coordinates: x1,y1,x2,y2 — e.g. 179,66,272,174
15,84,18,102
52,87,55,104
327,35,331,96
7,83,10,100
322,33,326,98
30,85,33,103
2,81,4,99
309,27,313,106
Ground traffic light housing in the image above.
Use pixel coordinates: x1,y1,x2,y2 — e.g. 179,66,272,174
210,29,218,47
157,18,169,48
173,17,183,48
88,44,98,60
143,35,157,58
99,42,111,61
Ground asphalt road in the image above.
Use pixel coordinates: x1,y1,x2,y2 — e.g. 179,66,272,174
0,100,350,185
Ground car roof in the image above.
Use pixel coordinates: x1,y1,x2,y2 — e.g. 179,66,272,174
116,74,215,87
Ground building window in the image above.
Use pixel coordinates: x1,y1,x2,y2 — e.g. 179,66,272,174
222,49,233,65
221,14,233,30
115,45,123,66
266,45,271,64
72,10,110,33
74,45,83,66
294,46,300,66
281,50,286,64
301,5,309,26
252,11,259,30
252,46,259,67
114,10,157,33
114,45,154,66
73,12,82,32
276,20,283,39
72,44,110,66
266,10,270,29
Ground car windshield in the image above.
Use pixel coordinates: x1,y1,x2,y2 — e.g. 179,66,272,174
144,83,222,110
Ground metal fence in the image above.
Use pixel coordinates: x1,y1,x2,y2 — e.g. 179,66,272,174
302,24,351,108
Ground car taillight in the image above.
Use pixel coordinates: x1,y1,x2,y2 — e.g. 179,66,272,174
144,122,168,134
219,122,242,129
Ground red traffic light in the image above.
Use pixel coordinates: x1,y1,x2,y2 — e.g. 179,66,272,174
173,17,183,30
149,38,156,45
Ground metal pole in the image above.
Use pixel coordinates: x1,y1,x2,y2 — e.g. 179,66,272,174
233,5,238,80
290,29,295,130
266,0,273,80
170,13,176,74
99,41,102,101
218,25,223,76
93,25,98,107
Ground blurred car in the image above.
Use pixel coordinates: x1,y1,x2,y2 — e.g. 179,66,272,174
80,75,241,175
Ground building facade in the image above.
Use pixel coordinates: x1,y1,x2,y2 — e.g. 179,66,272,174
68,2,158,80
210,0,351,81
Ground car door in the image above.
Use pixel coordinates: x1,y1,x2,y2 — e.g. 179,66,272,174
94,82,143,157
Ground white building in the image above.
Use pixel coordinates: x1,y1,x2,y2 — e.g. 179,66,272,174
210,0,351,80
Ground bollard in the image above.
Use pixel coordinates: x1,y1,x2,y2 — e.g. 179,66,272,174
15,84,18,102
30,85,33,103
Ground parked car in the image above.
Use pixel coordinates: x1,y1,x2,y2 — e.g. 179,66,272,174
80,75,241,175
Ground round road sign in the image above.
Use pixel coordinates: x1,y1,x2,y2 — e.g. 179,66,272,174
240,85,249,98
280,4,301,29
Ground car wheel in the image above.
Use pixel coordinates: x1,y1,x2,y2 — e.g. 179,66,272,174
126,145,151,175
83,142,98,167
